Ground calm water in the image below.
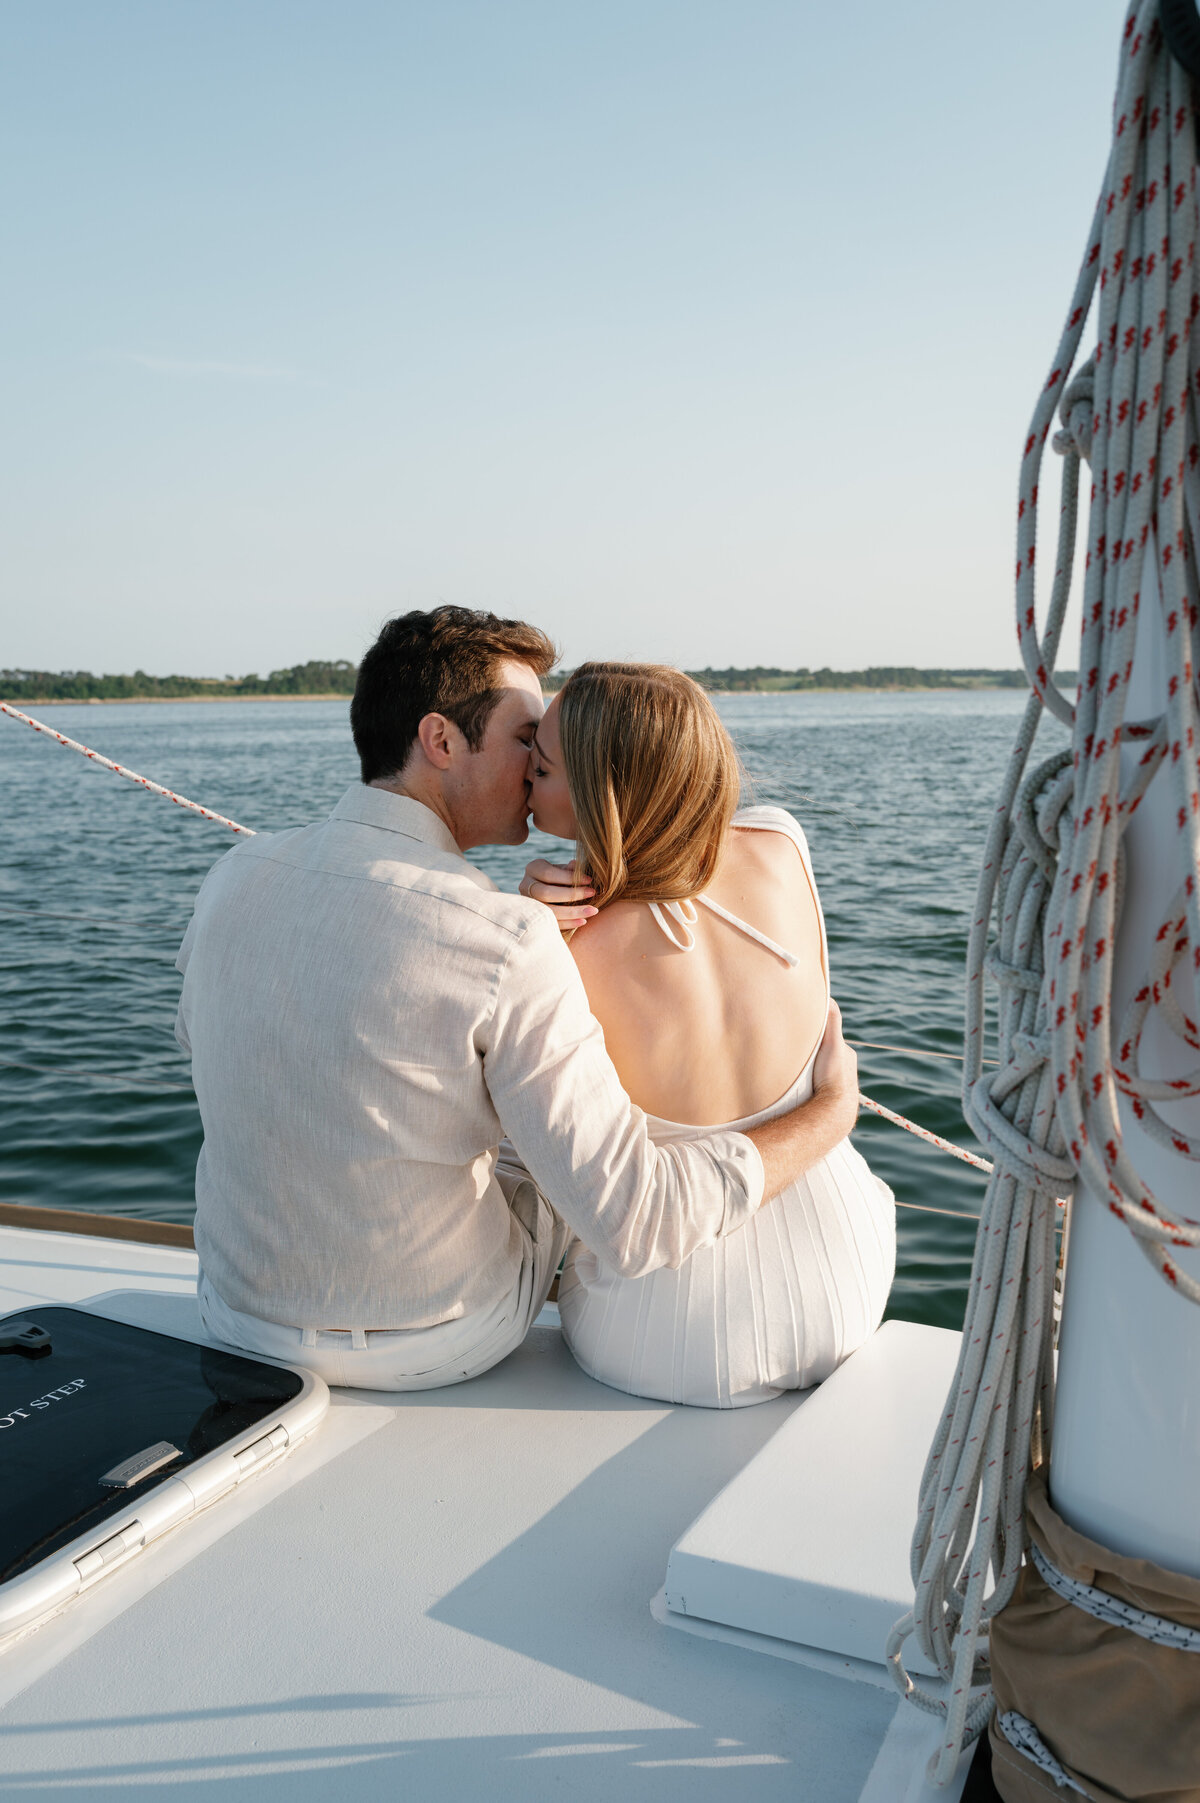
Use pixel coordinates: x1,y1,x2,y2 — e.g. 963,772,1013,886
0,692,1068,1330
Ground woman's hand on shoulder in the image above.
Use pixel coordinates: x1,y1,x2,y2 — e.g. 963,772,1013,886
518,858,598,934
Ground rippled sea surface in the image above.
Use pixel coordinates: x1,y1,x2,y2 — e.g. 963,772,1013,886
0,692,1069,1330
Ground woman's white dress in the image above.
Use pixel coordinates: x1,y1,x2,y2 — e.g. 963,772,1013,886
557,805,896,1408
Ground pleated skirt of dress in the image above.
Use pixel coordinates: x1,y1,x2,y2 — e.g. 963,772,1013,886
557,1137,897,1408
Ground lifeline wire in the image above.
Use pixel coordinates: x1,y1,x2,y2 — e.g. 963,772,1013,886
889,6,1200,1780
0,1058,194,1092
850,1039,1000,1067
0,903,186,933
0,1044,993,1174
2,700,995,1179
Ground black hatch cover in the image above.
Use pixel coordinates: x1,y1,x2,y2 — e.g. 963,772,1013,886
0,1306,303,1583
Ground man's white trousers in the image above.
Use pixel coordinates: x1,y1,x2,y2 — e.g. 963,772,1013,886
197,1186,571,1391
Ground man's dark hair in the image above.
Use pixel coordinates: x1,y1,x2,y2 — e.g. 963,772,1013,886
350,606,558,783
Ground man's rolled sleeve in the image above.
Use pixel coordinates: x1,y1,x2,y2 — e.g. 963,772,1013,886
482,907,765,1277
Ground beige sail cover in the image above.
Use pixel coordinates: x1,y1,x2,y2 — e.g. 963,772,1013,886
988,1468,1200,1802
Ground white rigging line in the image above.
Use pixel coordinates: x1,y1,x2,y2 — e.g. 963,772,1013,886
0,702,255,835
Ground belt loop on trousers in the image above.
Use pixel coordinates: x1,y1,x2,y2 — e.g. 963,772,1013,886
351,1328,368,1350
300,1328,318,1348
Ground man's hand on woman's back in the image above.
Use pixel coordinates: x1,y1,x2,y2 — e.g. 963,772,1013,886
811,1001,860,1137
745,1001,860,1202
515,849,863,1213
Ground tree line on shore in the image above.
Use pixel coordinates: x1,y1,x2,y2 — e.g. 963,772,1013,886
0,661,358,701
2,660,1071,703
631,665,1047,693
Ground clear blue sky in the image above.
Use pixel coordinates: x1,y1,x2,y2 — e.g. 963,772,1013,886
2,0,1126,676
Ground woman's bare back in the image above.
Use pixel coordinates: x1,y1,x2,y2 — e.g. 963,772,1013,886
568,817,828,1126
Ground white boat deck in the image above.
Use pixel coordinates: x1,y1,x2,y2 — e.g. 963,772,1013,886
0,1222,971,1801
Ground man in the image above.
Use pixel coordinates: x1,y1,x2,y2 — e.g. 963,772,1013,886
176,606,859,1390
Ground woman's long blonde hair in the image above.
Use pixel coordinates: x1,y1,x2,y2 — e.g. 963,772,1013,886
557,662,742,910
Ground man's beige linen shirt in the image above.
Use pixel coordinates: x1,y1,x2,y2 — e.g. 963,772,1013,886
175,785,766,1330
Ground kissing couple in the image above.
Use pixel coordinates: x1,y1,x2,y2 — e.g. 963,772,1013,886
178,606,894,1407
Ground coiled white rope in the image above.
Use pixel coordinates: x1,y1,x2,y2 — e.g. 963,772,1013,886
888,5,1200,1780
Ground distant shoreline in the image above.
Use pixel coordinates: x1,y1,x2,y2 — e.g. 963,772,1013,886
8,692,351,706
4,658,1078,708
6,682,1070,707
3,660,1076,706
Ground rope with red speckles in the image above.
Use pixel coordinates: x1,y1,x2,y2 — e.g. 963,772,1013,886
0,703,256,836
889,4,1200,1781
856,1094,993,1174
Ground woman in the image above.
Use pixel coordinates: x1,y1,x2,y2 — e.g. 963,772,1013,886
522,662,895,1408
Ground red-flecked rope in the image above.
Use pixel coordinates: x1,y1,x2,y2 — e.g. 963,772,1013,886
857,1094,993,1174
0,703,256,836
890,7,1200,1780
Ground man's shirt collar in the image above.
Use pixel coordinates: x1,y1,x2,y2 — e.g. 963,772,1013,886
331,785,464,859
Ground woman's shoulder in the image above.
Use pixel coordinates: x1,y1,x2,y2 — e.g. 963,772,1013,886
566,893,657,973
731,804,812,862
733,801,803,833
